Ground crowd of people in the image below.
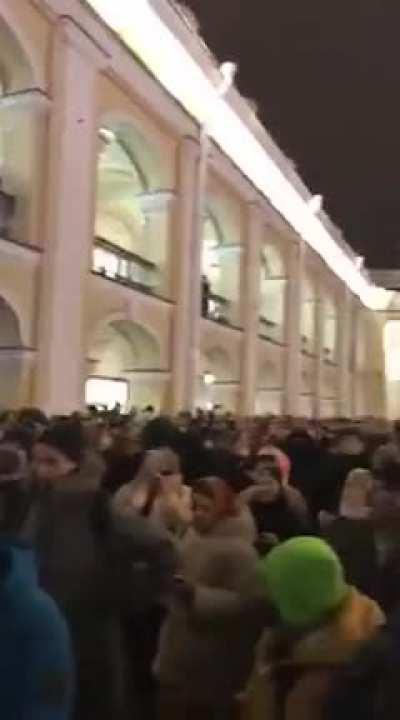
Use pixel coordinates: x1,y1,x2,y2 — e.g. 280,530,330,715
1,405,400,719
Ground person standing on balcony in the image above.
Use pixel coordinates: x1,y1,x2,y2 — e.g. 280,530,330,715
201,274,211,317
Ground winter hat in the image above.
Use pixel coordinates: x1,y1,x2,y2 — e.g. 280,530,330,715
38,421,85,465
259,537,348,628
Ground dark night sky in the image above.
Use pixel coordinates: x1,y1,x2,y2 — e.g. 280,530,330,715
184,0,400,269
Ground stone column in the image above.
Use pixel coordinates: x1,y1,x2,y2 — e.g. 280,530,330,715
337,287,352,417
285,239,304,416
350,300,361,417
314,272,325,419
239,203,262,415
34,18,106,414
169,137,199,413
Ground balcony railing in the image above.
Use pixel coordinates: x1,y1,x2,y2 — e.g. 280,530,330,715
323,346,337,365
201,285,241,329
93,237,161,296
301,334,316,356
259,316,285,345
0,187,16,239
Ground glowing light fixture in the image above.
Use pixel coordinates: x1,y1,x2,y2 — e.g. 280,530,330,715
98,127,116,144
87,0,391,310
308,194,323,215
86,376,129,410
203,372,216,386
218,62,237,96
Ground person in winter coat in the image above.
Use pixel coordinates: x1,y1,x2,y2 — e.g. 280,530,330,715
315,430,370,515
369,460,400,613
111,448,181,720
0,443,28,533
321,469,376,597
113,447,193,538
156,476,268,720
372,418,400,477
24,420,124,720
241,457,309,545
283,429,321,515
0,539,73,720
243,537,384,720
327,608,400,720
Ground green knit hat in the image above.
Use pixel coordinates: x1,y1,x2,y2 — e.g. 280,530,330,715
259,537,348,628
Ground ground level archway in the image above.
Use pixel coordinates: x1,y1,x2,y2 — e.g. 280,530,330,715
87,318,168,411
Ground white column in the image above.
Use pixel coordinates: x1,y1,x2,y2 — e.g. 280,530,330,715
285,239,304,416
337,287,352,416
169,137,199,413
34,18,106,414
186,131,209,412
314,273,325,419
240,203,262,415
350,300,360,417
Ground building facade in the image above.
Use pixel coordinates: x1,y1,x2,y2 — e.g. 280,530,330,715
0,0,388,417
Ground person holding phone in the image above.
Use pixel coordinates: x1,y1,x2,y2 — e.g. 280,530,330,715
156,476,267,720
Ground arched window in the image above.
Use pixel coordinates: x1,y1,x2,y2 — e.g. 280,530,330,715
201,203,241,327
260,244,287,343
0,21,38,245
202,212,223,285
87,318,163,411
323,296,338,362
96,127,148,251
94,121,171,296
301,272,317,353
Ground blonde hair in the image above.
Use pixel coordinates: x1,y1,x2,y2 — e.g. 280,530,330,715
344,468,374,493
340,468,374,519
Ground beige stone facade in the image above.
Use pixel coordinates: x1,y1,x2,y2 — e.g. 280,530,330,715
0,0,387,417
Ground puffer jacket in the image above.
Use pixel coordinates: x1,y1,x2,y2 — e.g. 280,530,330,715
0,540,73,720
156,509,268,703
242,588,384,720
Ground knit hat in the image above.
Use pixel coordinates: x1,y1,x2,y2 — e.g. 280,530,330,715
259,537,348,628
38,421,85,465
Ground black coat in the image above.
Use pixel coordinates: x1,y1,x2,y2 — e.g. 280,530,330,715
315,452,370,515
323,517,378,598
249,494,307,541
19,478,124,720
324,515,400,615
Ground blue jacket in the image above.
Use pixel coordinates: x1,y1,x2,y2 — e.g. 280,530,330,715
0,541,73,720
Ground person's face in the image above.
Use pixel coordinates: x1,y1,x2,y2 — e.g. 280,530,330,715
192,492,219,535
341,482,368,510
252,464,281,502
31,443,77,484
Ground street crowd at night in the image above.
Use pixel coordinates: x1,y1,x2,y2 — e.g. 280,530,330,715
3,0,400,718
1,407,400,719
